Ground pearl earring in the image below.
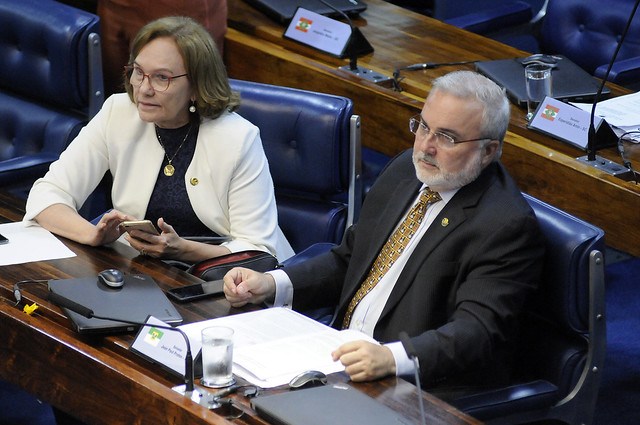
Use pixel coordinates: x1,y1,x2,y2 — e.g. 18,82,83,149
189,102,196,113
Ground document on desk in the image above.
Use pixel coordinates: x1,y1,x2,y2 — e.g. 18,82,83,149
573,91,640,142
178,307,378,388
0,222,76,266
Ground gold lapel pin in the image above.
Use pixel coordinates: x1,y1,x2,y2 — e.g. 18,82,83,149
441,218,449,227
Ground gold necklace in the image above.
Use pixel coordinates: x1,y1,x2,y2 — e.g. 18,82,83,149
155,124,192,177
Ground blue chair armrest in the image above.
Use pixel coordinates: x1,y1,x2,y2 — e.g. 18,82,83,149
0,153,59,184
445,1,532,34
450,380,560,420
281,242,336,267
594,56,640,86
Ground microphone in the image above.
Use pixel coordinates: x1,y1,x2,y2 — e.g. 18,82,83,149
399,331,426,425
582,0,640,166
400,60,478,71
47,291,199,396
392,60,477,92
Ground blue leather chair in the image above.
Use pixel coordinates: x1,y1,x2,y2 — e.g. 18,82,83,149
284,192,607,422
451,193,606,425
229,79,362,254
0,0,104,200
448,0,640,89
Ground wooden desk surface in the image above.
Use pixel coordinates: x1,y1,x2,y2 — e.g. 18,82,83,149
224,0,640,257
0,192,480,425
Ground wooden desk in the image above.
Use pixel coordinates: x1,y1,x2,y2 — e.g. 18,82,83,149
0,192,480,425
224,0,640,257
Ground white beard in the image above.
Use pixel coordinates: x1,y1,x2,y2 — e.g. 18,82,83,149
412,151,484,191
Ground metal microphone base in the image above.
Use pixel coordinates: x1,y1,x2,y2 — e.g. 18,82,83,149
576,154,630,176
172,384,211,406
338,65,393,86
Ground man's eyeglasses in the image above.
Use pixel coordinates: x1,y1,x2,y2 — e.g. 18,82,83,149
409,115,491,147
125,65,188,92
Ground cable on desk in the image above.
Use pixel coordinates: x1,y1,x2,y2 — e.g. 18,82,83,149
617,131,640,184
13,279,49,306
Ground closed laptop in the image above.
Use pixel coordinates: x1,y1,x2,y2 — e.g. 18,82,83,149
251,384,412,425
48,274,182,334
244,0,368,25
475,56,610,106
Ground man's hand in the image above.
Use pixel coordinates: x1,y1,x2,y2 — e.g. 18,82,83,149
223,267,276,307
331,340,396,382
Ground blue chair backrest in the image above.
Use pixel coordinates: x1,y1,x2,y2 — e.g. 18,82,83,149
0,0,102,114
0,0,103,194
541,0,640,75
229,79,359,253
522,193,605,396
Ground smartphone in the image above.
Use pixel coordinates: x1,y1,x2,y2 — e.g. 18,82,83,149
167,280,225,302
0,233,8,245
120,220,160,235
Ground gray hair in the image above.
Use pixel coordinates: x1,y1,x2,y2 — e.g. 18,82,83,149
430,71,510,148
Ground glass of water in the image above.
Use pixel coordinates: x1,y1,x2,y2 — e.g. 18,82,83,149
200,326,235,388
525,64,553,121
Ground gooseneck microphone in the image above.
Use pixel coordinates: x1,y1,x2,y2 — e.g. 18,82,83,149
316,0,373,71
400,60,478,71
586,0,640,162
392,60,477,91
47,291,197,394
399,331,426,425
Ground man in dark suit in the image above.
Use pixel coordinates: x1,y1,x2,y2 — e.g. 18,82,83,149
223,71,545,398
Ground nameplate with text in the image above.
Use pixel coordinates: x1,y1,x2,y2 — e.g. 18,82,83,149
130,315,190,378
527,96,616,150
284,7,352,57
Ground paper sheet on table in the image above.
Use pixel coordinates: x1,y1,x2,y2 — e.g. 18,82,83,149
0,222,76,266
573,91,640,142
178,307,378,388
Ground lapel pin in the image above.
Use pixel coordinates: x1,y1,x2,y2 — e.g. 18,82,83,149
441,218,449,227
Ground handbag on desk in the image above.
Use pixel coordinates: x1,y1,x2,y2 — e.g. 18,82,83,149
187,250,279,281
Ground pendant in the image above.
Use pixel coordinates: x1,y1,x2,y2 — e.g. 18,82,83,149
164,164,175,177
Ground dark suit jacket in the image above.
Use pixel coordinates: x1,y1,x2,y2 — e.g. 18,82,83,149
283,149,545,391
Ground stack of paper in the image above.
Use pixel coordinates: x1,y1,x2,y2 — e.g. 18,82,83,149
178,308,377,388
573,91,640,142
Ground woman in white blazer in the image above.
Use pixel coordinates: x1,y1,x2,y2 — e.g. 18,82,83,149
25,16,293,263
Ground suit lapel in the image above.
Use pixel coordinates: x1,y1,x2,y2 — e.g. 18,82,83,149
339,177,422,308
377,162,500,323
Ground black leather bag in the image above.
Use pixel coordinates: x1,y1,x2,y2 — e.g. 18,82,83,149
187,250,279,281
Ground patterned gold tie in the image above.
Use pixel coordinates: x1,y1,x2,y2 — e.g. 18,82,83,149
342,188,441,329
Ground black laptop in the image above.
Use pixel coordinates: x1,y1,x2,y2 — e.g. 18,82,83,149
244,0,368,25
251,384,412,425
48,274,183,334
475,55,610,106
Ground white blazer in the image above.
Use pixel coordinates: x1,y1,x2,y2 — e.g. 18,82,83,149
25,94,294,260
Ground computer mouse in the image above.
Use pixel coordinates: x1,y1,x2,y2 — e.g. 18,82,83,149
97,268,125,288
288,370,327,390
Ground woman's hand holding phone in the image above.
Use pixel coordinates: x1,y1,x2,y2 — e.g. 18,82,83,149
120,220,160,235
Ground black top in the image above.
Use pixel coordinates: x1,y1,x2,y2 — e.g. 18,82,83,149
145,121,219,238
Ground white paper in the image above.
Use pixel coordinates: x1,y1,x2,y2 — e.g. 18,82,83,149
572,91,640,133
178,308,378,388
0,222,76,266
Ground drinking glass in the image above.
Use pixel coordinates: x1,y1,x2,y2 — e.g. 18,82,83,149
200,326,235,388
